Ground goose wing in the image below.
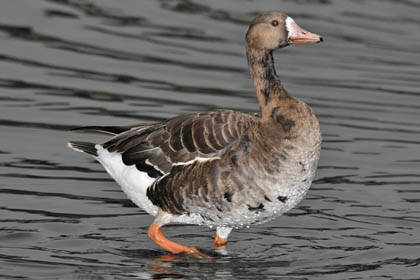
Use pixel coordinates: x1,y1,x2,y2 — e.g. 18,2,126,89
101,110,253,178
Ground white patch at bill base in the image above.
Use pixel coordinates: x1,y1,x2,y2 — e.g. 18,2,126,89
285,16,295,33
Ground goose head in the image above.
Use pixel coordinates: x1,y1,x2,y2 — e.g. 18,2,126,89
246,12,322,51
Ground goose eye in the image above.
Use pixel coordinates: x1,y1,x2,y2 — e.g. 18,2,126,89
271,20,279,27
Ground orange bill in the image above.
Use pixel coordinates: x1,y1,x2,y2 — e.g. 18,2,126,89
287,17,323,44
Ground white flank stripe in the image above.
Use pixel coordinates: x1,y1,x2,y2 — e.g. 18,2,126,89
172,156,221,166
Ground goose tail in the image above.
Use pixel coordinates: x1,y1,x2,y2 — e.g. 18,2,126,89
67,141,98,157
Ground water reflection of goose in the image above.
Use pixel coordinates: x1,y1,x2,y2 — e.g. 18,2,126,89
68,11,323,258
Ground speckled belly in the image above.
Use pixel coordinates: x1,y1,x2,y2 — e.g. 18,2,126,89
174,141,321,228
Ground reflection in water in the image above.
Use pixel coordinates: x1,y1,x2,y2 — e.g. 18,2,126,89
1,0,420,279
109,248,293,279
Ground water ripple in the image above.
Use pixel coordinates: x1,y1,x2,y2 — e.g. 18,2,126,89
1,0,420,279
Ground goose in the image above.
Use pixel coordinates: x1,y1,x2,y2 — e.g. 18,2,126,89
68,11,323,257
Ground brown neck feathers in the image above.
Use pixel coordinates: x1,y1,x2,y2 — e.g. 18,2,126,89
246,48,289,120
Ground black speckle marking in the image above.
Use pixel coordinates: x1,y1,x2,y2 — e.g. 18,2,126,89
271,107,294,132
271,107,280,118
216,205,223,212
271,158,280,167
276,115,294,132
239,135,250,153
231,154,237,166
299,161,306,172
261,54,275,78
279,153,287,161
302,179,308,182
262,88,271,104
224,191,233,202
199,213,214,222
277,196,288,203
264,195,272,202
248,203,265,212
265,166,273,174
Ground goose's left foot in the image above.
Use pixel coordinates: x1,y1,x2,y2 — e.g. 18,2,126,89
148,224,211,259
214,235,228,248
214,226,232,248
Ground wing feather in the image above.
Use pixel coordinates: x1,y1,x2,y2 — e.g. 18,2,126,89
99,110,256,213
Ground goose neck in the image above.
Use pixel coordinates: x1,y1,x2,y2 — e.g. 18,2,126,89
246,48,289,120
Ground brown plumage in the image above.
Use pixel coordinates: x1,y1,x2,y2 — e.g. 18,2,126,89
68,11,323,257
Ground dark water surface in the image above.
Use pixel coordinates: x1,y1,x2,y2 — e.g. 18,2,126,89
1,0,420,279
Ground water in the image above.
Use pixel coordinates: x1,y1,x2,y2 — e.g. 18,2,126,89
1,0,419,279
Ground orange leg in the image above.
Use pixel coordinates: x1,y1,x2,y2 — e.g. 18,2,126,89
148,224,209,258
214,235,228,248
214,226,232,248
